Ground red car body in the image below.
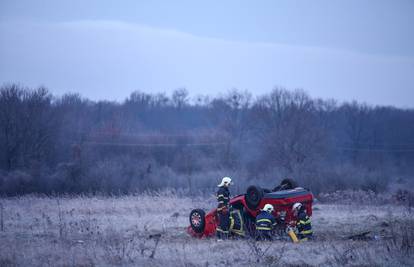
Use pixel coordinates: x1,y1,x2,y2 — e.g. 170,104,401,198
188,187,313,238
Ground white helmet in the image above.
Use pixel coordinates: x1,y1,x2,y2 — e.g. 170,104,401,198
263,204,274,213
292,202,302,212
217,177,232,187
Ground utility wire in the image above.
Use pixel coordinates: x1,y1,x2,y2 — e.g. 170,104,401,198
336,147,414,153
340,141,414,147
77,141,414,152
80,141,227,147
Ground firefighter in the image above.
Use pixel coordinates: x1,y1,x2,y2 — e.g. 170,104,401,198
229,208,245,238
292,202,313,241
216,176,232,240
255,204,276,241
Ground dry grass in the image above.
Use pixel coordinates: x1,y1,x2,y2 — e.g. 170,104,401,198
0,191,413,266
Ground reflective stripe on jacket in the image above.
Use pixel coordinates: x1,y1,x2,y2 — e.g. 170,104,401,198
297,210,313,237
217,186,230,210
230,209,245,236
255,210,276,232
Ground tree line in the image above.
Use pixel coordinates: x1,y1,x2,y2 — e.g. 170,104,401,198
0,84,413,195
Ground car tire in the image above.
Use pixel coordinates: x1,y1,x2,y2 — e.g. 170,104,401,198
273,178,298,191
189,209,206,233
245,185,264,210
280,178,298,189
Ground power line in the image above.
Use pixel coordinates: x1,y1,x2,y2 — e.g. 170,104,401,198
74,141,414,153
80,141,227,147
73,132,218,138
341,141,414,147
336,147,414,153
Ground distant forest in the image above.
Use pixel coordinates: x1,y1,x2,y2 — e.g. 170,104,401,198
1,84,413,195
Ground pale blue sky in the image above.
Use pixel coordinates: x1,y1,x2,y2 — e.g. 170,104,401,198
1,0,413,106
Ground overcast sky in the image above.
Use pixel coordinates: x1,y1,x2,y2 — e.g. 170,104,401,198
1,0,413,107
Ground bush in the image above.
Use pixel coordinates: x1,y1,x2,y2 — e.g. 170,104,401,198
0,170,34,195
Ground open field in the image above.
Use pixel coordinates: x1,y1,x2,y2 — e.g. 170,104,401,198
1,192,413,267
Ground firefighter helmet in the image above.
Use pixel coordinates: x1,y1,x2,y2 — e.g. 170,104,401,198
218,177,232,187
292,202,302,212
263,204,274,213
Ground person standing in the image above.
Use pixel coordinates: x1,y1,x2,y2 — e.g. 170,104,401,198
216,177,232,240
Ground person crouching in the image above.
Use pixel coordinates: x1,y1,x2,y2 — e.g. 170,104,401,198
292,202,313,241
255,204,276,241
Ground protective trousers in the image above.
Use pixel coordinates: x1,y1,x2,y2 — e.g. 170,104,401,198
216,210,230,239
256,230,273,241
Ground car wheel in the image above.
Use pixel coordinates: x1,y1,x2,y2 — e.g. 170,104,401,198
189,209,206,233
245,185,264,210
273,178,298,191
281,178,298,189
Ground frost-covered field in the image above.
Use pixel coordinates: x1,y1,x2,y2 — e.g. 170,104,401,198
0,192,413,266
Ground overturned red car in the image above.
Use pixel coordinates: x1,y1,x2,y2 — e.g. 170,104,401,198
188,179,313,238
